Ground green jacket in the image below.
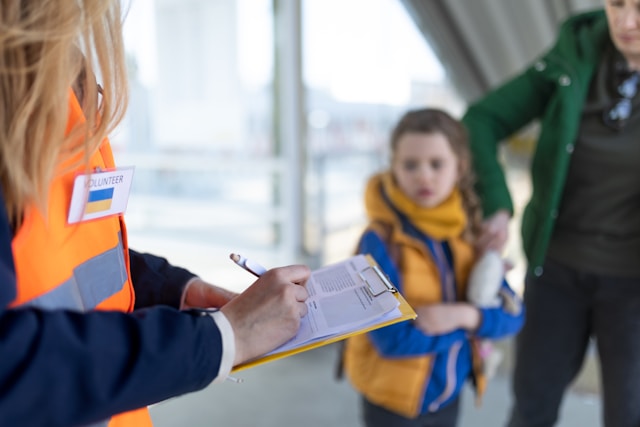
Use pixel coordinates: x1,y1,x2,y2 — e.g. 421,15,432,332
461,10,609,276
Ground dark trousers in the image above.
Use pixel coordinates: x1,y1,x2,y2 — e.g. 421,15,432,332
507,258,640,427
362,396,460,427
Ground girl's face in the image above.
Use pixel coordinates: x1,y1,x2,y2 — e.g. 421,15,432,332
392,131,459,209
605,0,640,65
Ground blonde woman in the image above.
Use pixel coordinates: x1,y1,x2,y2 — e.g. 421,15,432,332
0,1,309,426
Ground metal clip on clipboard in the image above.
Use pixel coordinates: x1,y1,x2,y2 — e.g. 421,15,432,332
359,264,398,297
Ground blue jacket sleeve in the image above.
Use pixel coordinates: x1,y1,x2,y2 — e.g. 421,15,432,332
357,230,467,357
129,249,196,309
475,279,525,340
0,191,223,426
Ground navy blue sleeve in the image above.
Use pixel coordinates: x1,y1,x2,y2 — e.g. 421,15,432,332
0,307,221,426
358,230,467,356
0,191,223,427
0,190,16,309
129,250,196,309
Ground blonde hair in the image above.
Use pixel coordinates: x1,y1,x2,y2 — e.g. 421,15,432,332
389,108,483,243
0,0,128,227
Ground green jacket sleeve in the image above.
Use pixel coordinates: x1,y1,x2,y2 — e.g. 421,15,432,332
461,61,555,217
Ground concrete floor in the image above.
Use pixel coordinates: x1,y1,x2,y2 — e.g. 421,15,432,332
149,342,601,427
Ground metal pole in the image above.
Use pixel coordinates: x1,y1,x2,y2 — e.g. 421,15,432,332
272,0,308,264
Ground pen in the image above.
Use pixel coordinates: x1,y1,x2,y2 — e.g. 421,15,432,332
229,253,268,277
226,375,244,384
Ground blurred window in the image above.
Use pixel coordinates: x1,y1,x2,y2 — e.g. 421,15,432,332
117,0,461,288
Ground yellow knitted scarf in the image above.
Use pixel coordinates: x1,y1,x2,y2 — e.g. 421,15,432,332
364,172,467,240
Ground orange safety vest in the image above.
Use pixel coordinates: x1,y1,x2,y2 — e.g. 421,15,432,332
343,222,486,418
10,91,153,427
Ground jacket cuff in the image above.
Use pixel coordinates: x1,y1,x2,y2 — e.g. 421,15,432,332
208,311,235,383
475,307,499,338
480,183,514,218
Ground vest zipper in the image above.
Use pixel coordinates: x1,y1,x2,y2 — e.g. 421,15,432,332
428,341,463,412
432,241,455,302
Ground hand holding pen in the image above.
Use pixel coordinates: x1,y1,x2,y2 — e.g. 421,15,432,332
220,253,310,365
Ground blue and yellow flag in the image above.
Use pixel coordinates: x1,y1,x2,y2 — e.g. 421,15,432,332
85,187,114,214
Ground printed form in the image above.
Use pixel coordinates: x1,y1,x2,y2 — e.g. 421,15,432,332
268,254,401,355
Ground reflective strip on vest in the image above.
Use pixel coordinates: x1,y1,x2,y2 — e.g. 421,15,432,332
83,420,109,427
20,233,127,312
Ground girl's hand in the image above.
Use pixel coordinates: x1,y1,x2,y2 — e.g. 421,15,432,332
414,303,481,335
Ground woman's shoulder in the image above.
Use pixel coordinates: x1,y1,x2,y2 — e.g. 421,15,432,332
556,9,608,50
537,9,608,73
562,8,605,28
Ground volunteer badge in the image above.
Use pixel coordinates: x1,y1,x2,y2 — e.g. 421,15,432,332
68,167,135,224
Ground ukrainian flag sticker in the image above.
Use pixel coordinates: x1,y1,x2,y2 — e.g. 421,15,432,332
68,167,135,224
85,187,115,214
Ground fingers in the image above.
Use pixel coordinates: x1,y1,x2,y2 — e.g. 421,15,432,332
293,280,309,302
220,264,311,365
266,264,311,286
477,215,509,253
257,265,310,303
476,232,504,254
503,258,515,272
289,264,312,285
265,267,309,316
475,233,493,253
181,279,238,310
297,300,309,318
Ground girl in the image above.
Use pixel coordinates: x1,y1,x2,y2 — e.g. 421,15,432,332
343,108,524,427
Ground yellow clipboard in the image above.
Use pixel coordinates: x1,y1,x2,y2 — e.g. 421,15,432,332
232,254,417,372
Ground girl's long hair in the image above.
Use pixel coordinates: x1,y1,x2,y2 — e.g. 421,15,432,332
0,0,128,227
390,108,483,243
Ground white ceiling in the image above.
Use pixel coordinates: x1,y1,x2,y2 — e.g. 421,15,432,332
399,0,604,101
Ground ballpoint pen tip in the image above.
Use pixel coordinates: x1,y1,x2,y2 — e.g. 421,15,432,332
229,253,240,262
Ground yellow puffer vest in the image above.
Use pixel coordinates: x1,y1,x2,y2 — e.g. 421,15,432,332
343,222,486,418
10,91,152,427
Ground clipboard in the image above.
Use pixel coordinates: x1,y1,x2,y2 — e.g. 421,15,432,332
232,254,416,372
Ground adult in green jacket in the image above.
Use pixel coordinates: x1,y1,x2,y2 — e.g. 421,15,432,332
462,3,640,427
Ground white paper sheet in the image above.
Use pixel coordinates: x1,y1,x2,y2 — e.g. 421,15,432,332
267,254,400,355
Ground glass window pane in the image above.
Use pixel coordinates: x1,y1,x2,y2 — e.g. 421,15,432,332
118,0,277,290
302,0,464,264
